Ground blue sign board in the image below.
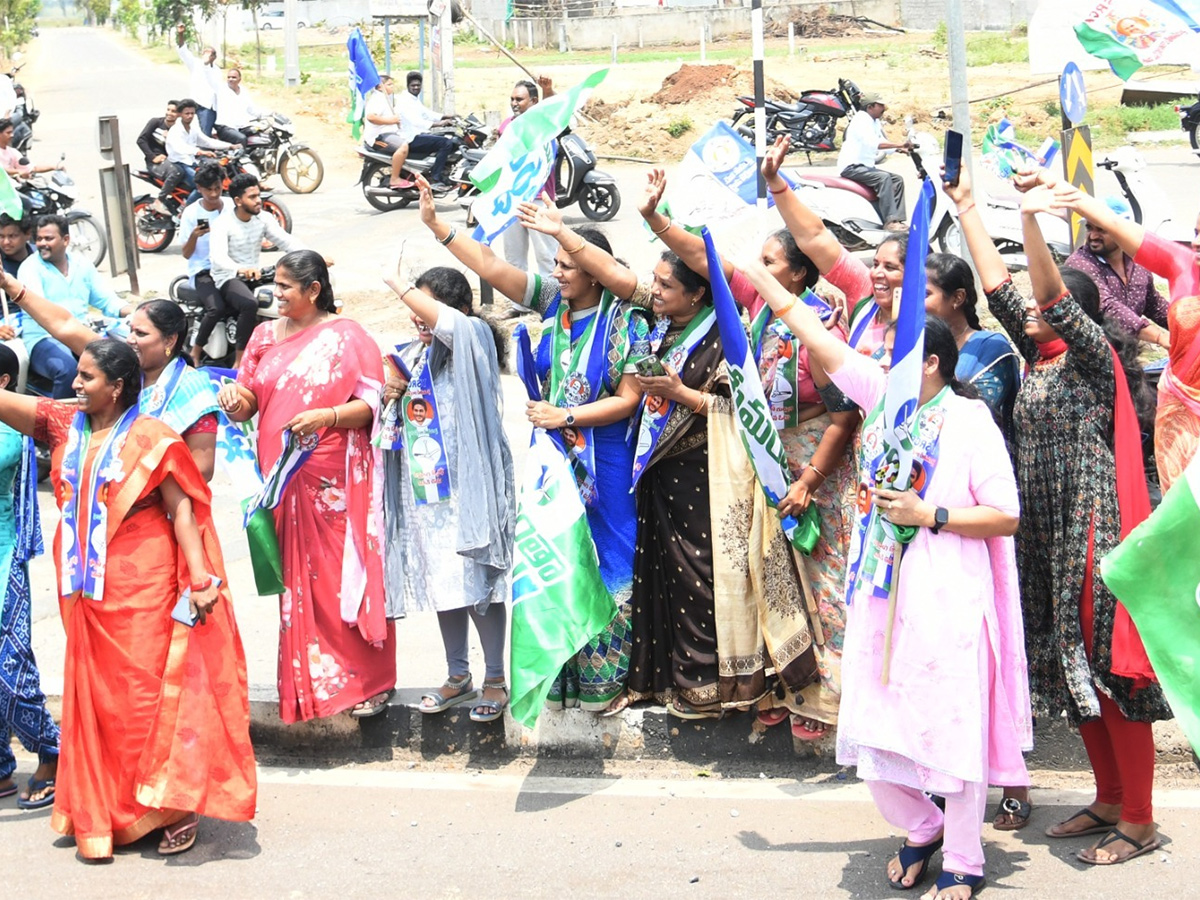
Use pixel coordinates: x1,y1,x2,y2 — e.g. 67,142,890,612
1060,62,1088,125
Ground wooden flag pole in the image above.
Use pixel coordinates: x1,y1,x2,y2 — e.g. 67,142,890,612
880,543,904,685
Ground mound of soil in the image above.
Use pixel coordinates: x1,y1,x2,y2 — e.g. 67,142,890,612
650,63,739,105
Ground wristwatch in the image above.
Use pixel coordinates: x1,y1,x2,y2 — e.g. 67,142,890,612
564,409,576,427
931,506,949,535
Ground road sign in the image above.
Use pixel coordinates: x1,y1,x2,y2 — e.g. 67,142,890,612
1061,124,1094,248
1060,62,1088,127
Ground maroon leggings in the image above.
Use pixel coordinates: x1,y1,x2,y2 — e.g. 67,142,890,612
1078,521,1156,825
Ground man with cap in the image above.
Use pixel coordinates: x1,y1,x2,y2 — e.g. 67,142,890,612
1065,196,1171,348
836,92,912,231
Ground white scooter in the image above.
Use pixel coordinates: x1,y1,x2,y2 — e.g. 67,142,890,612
1096,146,1191,242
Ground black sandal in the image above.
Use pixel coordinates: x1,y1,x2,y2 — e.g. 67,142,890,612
1045,807,1117,838
888,837,943,891
992,795,1032,831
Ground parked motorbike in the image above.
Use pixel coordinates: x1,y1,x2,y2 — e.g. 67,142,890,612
131,150,293,253
169,265,279,368
1175,93,1200,152
358,114,489,212
242,113,324,194
553,130,620,221
731,78,864,160
7,64,37,155
17,160,108,268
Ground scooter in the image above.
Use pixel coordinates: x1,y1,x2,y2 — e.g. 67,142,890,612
168,266,279,369
242,113,324,194
1096,146,1191,242
731,78,864,160
358,114,489,212
553,130,621,222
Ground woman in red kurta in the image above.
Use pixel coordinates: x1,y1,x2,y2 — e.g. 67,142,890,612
0,338,255,861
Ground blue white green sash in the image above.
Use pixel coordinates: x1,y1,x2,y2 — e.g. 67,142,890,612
845,387,948,605
377,346,416,452
59,405,139,602
848,297,882,351
630,306,715,487
749,289,835,430
401,352,452,504
241,429,319,528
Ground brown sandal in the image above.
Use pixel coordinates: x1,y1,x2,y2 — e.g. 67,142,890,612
158,813,199,856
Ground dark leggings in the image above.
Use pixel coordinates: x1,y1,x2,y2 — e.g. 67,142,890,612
218,277,261,350
192,271,225,348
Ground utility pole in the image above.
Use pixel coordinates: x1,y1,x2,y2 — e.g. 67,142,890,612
946,0,972,175
283,0,301,87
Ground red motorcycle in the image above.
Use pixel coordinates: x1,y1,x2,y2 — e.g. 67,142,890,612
131,149,292,253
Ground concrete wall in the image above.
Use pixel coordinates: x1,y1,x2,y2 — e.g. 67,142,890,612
899,0,1035,31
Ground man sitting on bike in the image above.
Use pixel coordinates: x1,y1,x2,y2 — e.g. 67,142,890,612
13,214,133,398
836,91,912,232
209,172,304,367
215,68,264,146
0,116,61,181
167,97,239,193
364,75,454,192
137,100,188,216
178,163,235,367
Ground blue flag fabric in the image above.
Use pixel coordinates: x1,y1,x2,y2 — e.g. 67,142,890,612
346,28,381,139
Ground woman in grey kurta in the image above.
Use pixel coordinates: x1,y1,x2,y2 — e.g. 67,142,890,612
381,265,515,722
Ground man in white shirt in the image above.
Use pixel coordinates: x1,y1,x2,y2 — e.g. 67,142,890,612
836,92,912,232
363,75,454,191
215,68,263,146
167,98,237,192
176,25,221,138
178,163,235,365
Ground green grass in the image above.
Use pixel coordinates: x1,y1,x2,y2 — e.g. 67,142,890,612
966,34,1029,66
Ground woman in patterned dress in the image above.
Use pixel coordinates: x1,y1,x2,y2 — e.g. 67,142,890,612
953,167,1170,866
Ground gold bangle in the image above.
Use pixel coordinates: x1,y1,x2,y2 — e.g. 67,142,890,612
776,296,797,317
691,390,708,414
564,236,587,254
807,463,828,481
330,407,339,427
651,216,672,236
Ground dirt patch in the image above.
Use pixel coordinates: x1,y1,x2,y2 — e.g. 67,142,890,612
650,63,739,105
768,8,880,40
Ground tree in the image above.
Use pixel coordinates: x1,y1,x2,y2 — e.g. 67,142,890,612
0,0,41,58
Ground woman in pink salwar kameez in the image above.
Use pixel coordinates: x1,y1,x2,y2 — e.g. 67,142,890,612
743,261,1032,900
218,251,396,722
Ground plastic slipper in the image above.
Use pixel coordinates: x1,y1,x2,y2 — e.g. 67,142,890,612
888,837,943,891
791,715,830,741
756,708,789,727
1045,807,1118,839
419,676,479,714
992,796,1032,831
668,698,719,720
158,813,199,856
15,777,55,810
598,693,633,718
930,871,985,896
469,682,509,723
349,688,395,719
1077,827,1162,866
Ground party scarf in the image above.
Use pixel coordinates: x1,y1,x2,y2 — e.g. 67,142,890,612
847,296,882,351
401,353,452,504
241,429,319,527
749,289,835,430
59,405,139,602
377,345,417,452
845,387,949,605
631,306,716,486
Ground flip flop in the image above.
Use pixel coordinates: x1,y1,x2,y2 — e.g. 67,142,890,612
0,781,17,799
888,836,943,890
469,682,509,723
992,796,1033,831
1045,807,1118,839
419,676,479,714
791,715,830,741
349,688,395,718
756,708,790,727
15,777,55,810
598,692,632,718
929,871,985,896
158,813,199,856
1077,827,1162,866
668,697,720,720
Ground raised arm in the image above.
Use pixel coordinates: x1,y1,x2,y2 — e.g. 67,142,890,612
1035,170,1146,259
383,248,444,331
761,135,844,276
740,258,851,377
2,270,98,355
944,165,1008,293
517,194,639,300
636,167,732,283
415,174,529,304
1020,186,1067,305
0,384,37,436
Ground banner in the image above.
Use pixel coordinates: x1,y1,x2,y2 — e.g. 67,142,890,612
1101,454,1200,753
346,27,381,139
1074,0,1200,80
0,169,23,219
980,119,1060,180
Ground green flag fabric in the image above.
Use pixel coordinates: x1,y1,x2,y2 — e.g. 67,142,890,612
1100,457,1200,753
0,169,24,219
508,429,615,728
1073,22,1144,81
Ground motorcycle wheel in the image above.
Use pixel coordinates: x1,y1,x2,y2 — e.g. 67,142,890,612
363,163,411,212
580,183,620,222
934,216,964,258
132,198,176,253
261,198,293,252
69,216,107,268
280,148,324,194
1189,121,1199,152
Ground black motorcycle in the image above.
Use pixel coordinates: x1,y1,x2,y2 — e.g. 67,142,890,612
358,114,489,212
17,161,107,267
1176,93,1200,151
731,78,863,159
242,113,324,194
169,265,278,369
9,72,37,154
554,131,620,222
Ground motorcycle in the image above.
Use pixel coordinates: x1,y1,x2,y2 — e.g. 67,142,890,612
169,265,279,368
242,113,324,194
731,78,864,161
553,130,620,222
17,160,108,268
1175,93,1200,153
358,114,489,212
7,64,37,155
130,149,293,253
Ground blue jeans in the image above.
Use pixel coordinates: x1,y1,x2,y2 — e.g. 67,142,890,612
197,106,217,138
29,337,78,399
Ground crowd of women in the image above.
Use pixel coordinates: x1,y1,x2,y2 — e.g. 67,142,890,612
0,129,1195,894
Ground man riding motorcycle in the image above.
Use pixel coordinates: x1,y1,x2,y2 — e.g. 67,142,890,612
363,75,454,191
137,100,188,216
177,163,235,367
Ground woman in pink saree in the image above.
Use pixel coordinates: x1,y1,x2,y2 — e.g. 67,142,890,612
218,251,396,722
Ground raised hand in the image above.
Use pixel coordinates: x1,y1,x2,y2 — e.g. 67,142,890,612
941,162,973,207
415,173,438,229
761,135,790,185
383,239,407,292
517,191,563,236
638,167,668,219
1020,184,1058,216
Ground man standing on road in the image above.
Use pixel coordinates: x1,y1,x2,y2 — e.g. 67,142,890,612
137,100,188,216
215,68,264,146
209,173,304,367
836,92,912,232
1065,197,1171,350
179,164,235,366
497,77,559,277
13,215,133,398
167,98,237,192
176,24,221,137
363,75,454,192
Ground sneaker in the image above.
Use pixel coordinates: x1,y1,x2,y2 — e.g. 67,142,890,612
150,199,171,216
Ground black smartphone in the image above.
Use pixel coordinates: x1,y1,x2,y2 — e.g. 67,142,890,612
636,355,667,378
944,129,964,188
195,217,210,231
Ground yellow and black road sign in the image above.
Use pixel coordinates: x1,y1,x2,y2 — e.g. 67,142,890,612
1061,125,1094,248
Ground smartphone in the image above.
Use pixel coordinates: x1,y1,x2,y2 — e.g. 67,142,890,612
636,355,667,378
197,217,211,230
943,129,964,188
171,575,223,627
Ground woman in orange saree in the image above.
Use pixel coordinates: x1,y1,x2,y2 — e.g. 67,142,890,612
0,339,255,861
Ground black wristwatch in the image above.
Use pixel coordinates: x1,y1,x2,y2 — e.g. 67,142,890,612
564,409,576,427
931,506,949,535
